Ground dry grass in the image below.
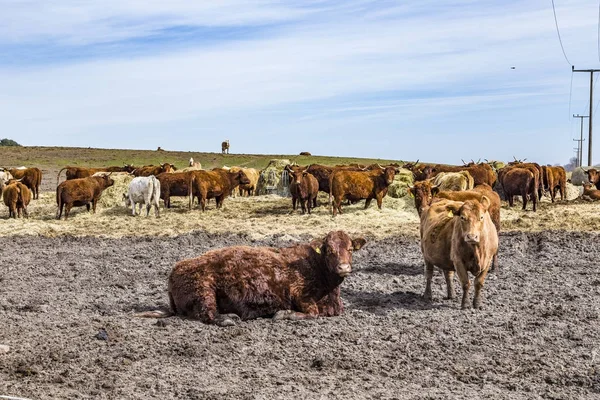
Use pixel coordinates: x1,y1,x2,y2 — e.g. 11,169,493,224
2,188,600,239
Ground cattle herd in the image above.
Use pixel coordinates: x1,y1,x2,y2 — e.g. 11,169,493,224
0,158,590,325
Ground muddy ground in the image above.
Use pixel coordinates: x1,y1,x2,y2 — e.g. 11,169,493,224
1,231,599,399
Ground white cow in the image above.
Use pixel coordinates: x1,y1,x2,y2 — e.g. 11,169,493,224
0,170,14,191
123,176,161,217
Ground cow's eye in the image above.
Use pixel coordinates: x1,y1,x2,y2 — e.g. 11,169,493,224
480,216,484,221
461,216,467,221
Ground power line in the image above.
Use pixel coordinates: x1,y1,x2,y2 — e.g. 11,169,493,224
552,0,572,66
569,70,574,118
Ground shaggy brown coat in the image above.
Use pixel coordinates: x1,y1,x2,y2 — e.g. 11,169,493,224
191,169,250,211
582,183,600,201
3,181,31,218
56,175,114,220
9,167,42,200
133,163,175,177
156,171,195,209
163,231,366,326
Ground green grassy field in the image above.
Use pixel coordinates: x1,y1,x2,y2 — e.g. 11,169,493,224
0,146,404,171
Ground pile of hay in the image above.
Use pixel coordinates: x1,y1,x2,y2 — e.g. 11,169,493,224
387,168,414,198
93,172,134,208
256,159,292,196
178,166,203,172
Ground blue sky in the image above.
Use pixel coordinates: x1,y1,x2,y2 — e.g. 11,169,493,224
1,0,599,164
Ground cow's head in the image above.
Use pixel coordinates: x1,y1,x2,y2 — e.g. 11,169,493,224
161,163,174,173
446,197,491,245
587,169,600,185
583,183,595,191
408,180,435,216
122,164,136,173
311,231,366,278
379,166,398,185
101,174,115,188
230,169,250,185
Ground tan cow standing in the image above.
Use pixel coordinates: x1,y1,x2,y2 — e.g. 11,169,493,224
420,197,498,309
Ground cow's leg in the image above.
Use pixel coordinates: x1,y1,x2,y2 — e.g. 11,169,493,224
92,199,98,213
292,196,297,210
65,204,73,220
521,191,527,211
273,301,319,321
146,203,151,217
188,289,238,327
313,196,317,208
508,195,514,207
423,261,434,301
307,197,312,214
23,207,28,218
57,203,63,220
490,253,498,273
473,268,490,309
443,270,455,300
364,198,373,209
300,198,307,214
561,183,566,201
332,198,342,216
200,196,207,212
376,194,384,210
317,287,343,316
455,264,471,309
86,203,91,212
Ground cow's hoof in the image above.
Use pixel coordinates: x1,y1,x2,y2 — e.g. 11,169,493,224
215,314,240,327
273,310,294,321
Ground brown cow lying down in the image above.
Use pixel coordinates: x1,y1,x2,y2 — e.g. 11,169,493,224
582,184,600,201
420,197,498,309
137,231,366,326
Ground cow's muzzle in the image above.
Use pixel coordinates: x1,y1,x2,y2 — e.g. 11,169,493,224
464,233,480,244
336,263,352,277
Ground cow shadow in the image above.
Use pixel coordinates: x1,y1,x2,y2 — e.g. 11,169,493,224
359,262,421,276
343,288,451,314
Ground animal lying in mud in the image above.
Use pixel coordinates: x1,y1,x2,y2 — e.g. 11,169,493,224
137,230,366,326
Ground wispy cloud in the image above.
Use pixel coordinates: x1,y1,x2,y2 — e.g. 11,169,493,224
0,1,598,163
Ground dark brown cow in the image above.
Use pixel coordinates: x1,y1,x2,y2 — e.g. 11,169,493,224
499,167,536,211
57,165,135,184
405,162,496,186
137,231,366,326
286,167,318,214
221,140,230,154
3,181,31,218
403,161,435,182
156,172,195,209
8,168,42,200
330,167,398,216
582,183,600,201
56,175,114,220
132,163,175,177
420,197,498,309
191,168,250,211
507,162,543,199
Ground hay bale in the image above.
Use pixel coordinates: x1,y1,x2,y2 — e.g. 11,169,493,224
256,159,292,196
387,168,414,198
565,182,582,201
569,166,600,185
92,172,134,208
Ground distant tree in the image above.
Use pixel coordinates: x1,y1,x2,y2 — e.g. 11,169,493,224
563,157,578,172
0,138,21,147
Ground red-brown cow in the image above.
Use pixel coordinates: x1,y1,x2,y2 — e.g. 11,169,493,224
330,166,398,216
3,181,31,218
420,197,498,309
582,183,600,201
8,167,42,200
507,162,543,199
156,172,195,209
499,166,536,211
587,168,600,190
133,163,175,177
286,166,318,214
56,174,114,219
137,231,366,326
543,165,567,202
57,165,135,184
191,168,250,211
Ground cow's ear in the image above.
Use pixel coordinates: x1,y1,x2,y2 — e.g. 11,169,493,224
431,186,440,196
407,187,414,197
352,237,366,251
445,202,462,216
310,239,324,254
480,195,490,211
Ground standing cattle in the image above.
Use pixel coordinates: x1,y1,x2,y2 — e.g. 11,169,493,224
8,167,42,200
156,172,195,209
330,166,398,216
0,170,14,191
221,140,230,154
542,165,567,202
286,166,318,214
420,197,498,309
499,167,537,211
57,165,135,184
137,231,366,326
3,181,31,218
192,168,250,211
124,176,161,217
229,167,260,197
56,175,114,220
188,158,202,169
132,163,175,177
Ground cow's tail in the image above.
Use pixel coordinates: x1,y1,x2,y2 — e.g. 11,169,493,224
188,173,194,210
328,171,335,208
134,309,173,319
56,167,68,186
56,185,63,218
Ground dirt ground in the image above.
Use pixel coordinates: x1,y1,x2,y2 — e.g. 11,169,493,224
1,231,599,399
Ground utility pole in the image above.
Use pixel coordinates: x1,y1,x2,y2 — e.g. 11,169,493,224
572,67,600,166
573,114,589,167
